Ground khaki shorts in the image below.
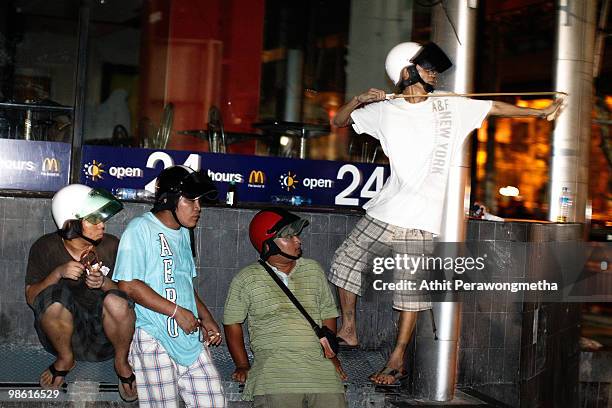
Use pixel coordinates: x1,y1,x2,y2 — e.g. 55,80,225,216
253,393,346,408
328,214,434,311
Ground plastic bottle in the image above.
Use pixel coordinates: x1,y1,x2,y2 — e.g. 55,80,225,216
271,195,312,206
556,187,572,222
226,181,237,206
291,196,312,206
271,195,291,205
113,188,154,201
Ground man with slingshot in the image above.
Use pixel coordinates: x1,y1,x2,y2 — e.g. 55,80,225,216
25,184,137,402
328,41,565,386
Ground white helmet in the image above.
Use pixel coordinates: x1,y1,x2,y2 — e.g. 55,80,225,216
52,184,123,231
385,42,422,86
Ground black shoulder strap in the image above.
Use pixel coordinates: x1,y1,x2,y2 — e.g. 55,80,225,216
258,259,321,335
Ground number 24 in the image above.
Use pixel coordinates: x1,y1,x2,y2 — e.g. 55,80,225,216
335,165,385,206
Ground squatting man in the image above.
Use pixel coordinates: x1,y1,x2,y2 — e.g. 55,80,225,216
25,184,138,402
224,208,347,408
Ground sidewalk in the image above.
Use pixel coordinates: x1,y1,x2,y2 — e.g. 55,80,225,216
0,344,496,407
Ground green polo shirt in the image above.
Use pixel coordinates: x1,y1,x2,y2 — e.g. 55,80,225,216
223,258,343,400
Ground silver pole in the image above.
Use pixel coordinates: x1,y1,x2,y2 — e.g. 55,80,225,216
413,0,478,401
284,49,303,122
549,0,597,223
299,128,307,159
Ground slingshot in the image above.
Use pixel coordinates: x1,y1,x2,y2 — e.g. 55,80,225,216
385,91,568,99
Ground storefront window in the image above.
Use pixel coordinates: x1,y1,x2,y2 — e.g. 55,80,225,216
473,98,555,220
0,0,78,142
83,0,141,146
74,0,394,162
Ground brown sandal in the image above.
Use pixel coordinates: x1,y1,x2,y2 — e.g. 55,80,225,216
369,366,408,387
116,370,138,403
39,363,73,389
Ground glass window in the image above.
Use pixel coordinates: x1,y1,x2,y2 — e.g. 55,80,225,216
83,0,142,146
73,1,407,163
0,0,77,142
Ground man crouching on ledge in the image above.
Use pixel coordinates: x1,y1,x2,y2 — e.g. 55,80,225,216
25,184,137,402
223,208,347,408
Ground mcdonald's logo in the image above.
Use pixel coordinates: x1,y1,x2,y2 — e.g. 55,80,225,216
248,170,266,188
42,157,60,173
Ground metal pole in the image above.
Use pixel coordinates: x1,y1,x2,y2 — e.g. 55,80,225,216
413,0,478,401
284,49,303,122
299,128,307,159
70,0,91,184
549,0,597,223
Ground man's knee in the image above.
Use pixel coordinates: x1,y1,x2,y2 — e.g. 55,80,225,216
38,302,74,338
103,292,134,321
40,301,73,323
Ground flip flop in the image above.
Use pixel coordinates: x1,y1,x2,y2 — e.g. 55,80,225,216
369,366,408,387
116,370,138,403
39,363,73,389
336,336,360,350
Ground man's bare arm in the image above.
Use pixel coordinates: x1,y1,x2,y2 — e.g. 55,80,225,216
331,88,387,127
118,279,199,334
224,323,250,383
193,288,222,346
25,261,84,306
193,289,215,323
489,97,565,121
323,317,337,333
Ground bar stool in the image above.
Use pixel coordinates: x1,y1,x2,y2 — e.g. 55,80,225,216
252,120,330,159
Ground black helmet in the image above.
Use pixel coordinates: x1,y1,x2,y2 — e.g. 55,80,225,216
153,165,218,212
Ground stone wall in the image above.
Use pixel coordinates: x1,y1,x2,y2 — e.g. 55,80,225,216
0,197,361,346
0,196,583,406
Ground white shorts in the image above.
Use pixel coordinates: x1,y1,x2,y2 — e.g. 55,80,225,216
129,328,226,408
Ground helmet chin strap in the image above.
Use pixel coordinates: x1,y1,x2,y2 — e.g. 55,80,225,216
59,220,101,245
171,209,188,229
80,234,101,246
400,65,435,93
278,251,301,260
262,240,302,261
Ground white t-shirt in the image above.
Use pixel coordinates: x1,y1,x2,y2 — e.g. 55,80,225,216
351,93,492,235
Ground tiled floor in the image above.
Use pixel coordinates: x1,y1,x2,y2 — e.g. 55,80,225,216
0,344,494,407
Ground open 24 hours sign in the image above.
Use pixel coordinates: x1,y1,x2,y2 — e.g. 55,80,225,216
80,145,390,208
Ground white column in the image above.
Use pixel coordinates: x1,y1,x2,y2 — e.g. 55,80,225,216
549,0,597,223
345,0,413,99
413,0,478,401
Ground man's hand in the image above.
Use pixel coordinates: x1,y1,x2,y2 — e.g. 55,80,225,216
543,96,566,121
332,88,386,127
232,366,250,383
200,318,223,346
331,356,348,381
356,88,386,104
84,267,105,289
319,336,336,359
174,306,200,335
56,261,85,281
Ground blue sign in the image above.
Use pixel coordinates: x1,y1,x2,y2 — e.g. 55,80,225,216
80,146,390,208
0,139,71,191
